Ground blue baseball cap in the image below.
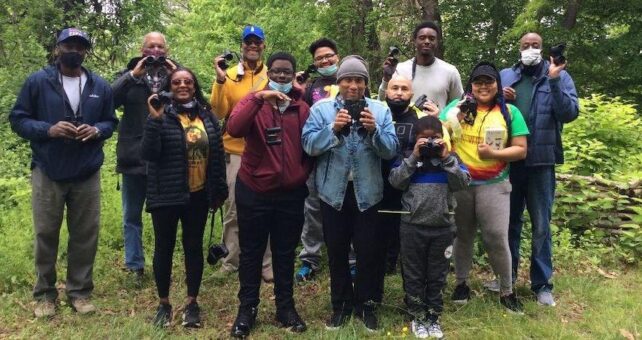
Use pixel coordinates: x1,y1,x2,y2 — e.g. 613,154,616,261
242,25,265,41
57,28,91,48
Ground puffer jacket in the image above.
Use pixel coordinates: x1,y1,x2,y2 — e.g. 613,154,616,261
142,102,228,211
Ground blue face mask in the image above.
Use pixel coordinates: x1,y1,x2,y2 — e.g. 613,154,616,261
268,80,292,94
317,63,338,77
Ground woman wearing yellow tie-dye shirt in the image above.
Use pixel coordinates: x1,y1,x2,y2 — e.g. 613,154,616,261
440,62,529,314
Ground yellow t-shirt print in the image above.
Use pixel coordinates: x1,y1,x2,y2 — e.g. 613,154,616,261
178,113,209,192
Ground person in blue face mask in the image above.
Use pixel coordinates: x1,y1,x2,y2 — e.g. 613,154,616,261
226,52,313,338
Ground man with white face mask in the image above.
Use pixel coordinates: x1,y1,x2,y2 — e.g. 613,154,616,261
497,32,579,307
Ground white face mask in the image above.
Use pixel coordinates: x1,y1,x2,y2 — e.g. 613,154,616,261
520,48,542,66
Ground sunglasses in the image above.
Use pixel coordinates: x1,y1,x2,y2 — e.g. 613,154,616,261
171,78,194,86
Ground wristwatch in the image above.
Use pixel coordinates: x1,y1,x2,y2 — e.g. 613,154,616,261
94,127,101,138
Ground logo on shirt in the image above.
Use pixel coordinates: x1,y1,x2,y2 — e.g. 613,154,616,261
89,94,100,98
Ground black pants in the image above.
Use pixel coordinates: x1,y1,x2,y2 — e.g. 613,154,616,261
383,213,401,269
151,190,209,299
400,223,453,322
321,182,386,313
236,179,307,312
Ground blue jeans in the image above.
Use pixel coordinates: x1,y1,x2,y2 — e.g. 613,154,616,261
508,161,554,292
122,174,146,271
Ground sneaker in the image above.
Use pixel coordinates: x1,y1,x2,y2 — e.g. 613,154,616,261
451,282,470,304
500,293,524,315
34,300,56,318
355,310,378,332
411,320,429,339
536,290,556,307
276,308,307,333
70,298,96,314
483,278,500,293
350,265,357,282
295,262,316,283
153,303,172,327
182,301,201,328
427,321,444,339
230,307,258,338
325,310,352,330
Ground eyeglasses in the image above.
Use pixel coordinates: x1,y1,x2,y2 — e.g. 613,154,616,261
243,39,263,46
472,79,495,86
314,53,336,63
269,69,294,76
171,78,194,86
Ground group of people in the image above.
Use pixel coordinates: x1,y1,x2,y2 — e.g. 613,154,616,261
9,20,579,339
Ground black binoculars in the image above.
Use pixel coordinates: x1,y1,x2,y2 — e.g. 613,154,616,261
217,50,234,70
266,126,282,146
150,91,173,110
145,55,166,66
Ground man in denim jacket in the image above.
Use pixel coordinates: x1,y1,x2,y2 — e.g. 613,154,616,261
302,55,398,332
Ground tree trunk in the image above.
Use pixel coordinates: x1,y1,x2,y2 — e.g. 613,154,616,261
413,0,443,58
562,0,581,29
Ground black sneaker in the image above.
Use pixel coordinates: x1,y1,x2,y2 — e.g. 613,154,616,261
153,303,172,328
276,308,307,333
230,307,258,338
355,310,378,332
182,301,201,328
500,293,524,315
452,282,471,304
325,310,352,330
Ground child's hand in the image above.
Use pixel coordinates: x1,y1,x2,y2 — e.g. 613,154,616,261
433,138,449,160
413,138,428,158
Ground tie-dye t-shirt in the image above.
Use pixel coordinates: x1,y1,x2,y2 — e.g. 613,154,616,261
440,100,529,185
178,113,209,192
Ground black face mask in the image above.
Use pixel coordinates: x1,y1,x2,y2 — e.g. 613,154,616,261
60,52,84,69
386,98,411,116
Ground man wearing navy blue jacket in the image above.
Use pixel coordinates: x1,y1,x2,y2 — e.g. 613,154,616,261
499,32,579,307
9,28,118,318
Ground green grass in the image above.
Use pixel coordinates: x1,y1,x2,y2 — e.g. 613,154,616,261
0,141,641,339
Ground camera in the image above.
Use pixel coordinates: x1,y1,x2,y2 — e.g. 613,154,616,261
144,55,166,66
65,114,83,127
414,94,428,110
217,50,234,70
419,137,444,160
460,94,477,125
265,126,282,146
150,90,173,110
296,64,318,83
341,99,367,137
550,43,566,66
207,243,229,266
388,46,401,63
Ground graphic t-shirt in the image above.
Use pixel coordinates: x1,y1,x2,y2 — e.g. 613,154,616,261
178,113,209,192
440,101,529,185
305,76,338,106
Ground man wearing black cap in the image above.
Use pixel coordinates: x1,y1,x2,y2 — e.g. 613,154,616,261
9,27,118,317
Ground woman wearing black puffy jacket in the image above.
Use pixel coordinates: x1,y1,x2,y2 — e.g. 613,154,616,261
142,67,227,328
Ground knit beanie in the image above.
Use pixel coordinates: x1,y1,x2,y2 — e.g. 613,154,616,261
336,55,369,84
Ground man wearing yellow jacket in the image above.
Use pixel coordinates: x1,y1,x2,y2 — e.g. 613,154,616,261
211,25,272,281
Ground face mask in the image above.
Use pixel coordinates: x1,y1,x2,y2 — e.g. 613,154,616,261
520,48,542,66
317,64,338,77
386,98,411,115
268,80,292,94
60,52,84,69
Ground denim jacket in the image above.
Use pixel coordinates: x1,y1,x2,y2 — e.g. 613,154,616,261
302,96,399,211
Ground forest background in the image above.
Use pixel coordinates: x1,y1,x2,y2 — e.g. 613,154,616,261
0,0,641,338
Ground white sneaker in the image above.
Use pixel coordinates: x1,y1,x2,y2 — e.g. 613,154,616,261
483,278,501,293
537,290,556,307
411,320,429,339
427,321,444,339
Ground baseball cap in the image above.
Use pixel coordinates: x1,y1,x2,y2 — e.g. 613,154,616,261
470,62,498,80
57,28,91,48
242,25,265,41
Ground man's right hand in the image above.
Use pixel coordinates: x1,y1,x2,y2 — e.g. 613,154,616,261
333,109,352,133
382,56,398,82
130,58,147,79
503,87,516,101
213,55,227,84
48,121,78,139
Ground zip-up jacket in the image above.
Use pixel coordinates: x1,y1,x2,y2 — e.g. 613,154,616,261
9,64,118,182
227,86,312,193
500,60,579,166
142,102,228,211
389,153,470,227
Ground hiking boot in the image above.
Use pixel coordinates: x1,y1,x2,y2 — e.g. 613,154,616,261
325,310,352,330
70,298,96,314
276,308,307,333
355,310,378,332
153,303,172,327
230,307,258,338
34,300,56,318
427,321,444,339
536,290,556,307
295,262,316,283
451,282,471,304
483,278,500,293
500,293,524,315
411,320,429,339
182,301,201,328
